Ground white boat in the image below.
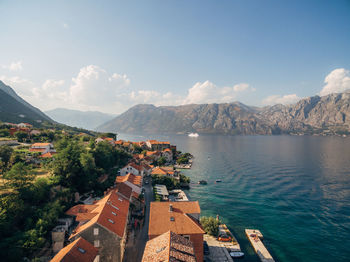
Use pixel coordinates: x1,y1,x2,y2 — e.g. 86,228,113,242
188,132,199,137
230,251,245,258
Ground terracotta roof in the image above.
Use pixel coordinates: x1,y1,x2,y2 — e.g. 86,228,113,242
163,148,172,152
50,237,98,262
69,189,130,239
41,152,57,158
149,202,204,236
115,140,124,145
31,143,51,147
151,166,175,176
142,231,196,262
66,204,98,217
146,151,161,156
103,137,114,141
147,140,170,145
116,173,142,187
115,182,133,200
29,148,46,152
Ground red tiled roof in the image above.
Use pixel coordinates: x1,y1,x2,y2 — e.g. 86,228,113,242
116,173,142,187
69,189,130,239
31,143,51,147
115,182,133,200
128,163,144,172
29,148,46,152
149,202,204,236
50,237,98,262
142,231,196,262
41,152,57,158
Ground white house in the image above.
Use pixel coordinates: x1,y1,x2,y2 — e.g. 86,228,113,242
161,148,173,162
120,163,144,177
115,173,142,195
29,143,56,155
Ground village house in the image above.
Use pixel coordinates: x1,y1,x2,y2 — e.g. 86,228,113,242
151,166,180,180
142,231,197,262
95,137,115,145
146,140,171,151
66,187,130,262
50,237,98,262
17,122,33,128
120,163,145,176
115,173,142,195
149,201,205,262
29,142,56,156
162,148,173,162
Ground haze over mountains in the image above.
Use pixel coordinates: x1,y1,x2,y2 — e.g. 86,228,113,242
97,91,350,135
0,80,53,126
45,108,116,130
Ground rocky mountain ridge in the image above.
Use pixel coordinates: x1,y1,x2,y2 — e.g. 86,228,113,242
98,91,350,135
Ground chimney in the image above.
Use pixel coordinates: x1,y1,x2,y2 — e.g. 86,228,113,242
169,204,173,212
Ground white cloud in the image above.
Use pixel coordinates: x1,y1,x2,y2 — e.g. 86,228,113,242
262,94,301,106
183,81,255,104
69,65,131,106
128,90,182,106
2,61,23,71
320,68,350,96
0,75,35,96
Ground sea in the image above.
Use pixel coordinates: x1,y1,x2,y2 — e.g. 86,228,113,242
119,133,350,262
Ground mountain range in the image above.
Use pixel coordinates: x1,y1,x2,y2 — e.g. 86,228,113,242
97,91,350,135
0,80,53,126
45,108,116,130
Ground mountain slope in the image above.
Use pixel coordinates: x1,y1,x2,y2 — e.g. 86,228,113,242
0,80,52,122
45,108,116,130
97,92,350,135
0,89,53,126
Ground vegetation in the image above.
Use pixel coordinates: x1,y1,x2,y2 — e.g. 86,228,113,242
200,216,220,236
151,174,180,190
0,131,130,261
176,152,192,164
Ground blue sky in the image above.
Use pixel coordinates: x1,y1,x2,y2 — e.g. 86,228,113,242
1,0,350,114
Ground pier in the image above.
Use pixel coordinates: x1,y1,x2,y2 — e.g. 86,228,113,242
245,229,275,262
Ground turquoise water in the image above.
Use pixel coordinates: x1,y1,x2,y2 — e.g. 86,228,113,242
119,134,350,262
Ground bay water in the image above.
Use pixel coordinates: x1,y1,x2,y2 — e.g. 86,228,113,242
119,134,350,262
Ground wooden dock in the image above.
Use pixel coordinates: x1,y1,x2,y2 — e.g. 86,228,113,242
245,229,275,262
219,224,241,252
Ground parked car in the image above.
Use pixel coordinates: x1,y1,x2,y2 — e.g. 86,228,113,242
203,240,210,255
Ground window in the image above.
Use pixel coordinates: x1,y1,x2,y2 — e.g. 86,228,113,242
93,228,99,235
183,235,190,240
78,247,86,254
112,211,117,216
118,197,123,201
94,240,100,247
108,219,115,224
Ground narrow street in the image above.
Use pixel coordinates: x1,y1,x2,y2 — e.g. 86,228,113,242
123,178,153,262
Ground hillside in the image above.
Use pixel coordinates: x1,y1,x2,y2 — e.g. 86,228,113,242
0,81,53,126
45,108,116,130
97,91,350,135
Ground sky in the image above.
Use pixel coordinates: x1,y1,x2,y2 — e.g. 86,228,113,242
1,0,350,114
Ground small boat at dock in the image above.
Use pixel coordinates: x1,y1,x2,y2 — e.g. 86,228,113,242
218,224,242,253
215,179,222,183
198,180,207,185
230,251,245,258
188,132,199,137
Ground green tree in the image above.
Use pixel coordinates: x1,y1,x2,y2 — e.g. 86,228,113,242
0,145,13,171
3,162,35,193
93,141,116,171
200,216,219,236
14,131,28,142
157,156,167,166
0,129,10,137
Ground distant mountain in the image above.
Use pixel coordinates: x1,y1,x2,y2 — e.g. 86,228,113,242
45,108,116,130
0,81,53,125
97,91,350,135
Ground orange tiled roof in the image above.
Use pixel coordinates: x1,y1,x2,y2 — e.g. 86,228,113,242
142,231,196,262
116,173,142,187
41,152,57,158
148,140,170,145
149,202,204,236
151,166,174,176
29,148,46,152
69,189,130,239
163,148,172,152
103,137,114,141
115,140,124,145
50,237,98,262
128,162,144,172
31,143,51,147
115,182,133,200
66,204,98,217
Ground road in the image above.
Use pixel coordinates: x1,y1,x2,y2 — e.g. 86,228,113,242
123,178,153,262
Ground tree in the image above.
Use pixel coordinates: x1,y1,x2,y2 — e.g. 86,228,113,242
14,131,28,142
200,216,219,236
93,141,116,171
0,129,10,137
157,156,167,166
0,145,13,171
3,162,35,193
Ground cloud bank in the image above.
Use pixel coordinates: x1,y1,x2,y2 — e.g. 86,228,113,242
320,68,350,96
